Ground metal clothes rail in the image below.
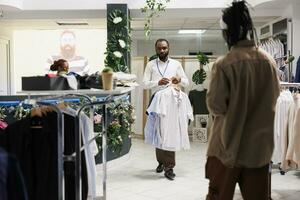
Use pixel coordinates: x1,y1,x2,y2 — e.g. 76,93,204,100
17,87,134,200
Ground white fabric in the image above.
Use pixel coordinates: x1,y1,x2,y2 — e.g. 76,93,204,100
143,58,189,94
61,74,78,89
147,86,194,151
281,93,300,170
272,90,293,164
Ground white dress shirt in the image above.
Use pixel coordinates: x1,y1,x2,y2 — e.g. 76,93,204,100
146,86,194,151
143,58,189,93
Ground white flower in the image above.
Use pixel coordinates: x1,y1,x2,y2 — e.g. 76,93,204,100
113,17,122,24
118,135,122,139
118,39,126,48
113,51,123,58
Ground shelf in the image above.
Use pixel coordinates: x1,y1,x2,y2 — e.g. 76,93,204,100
17,86,135,96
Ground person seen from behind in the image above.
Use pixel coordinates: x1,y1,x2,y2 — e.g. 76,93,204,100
205,1,280,199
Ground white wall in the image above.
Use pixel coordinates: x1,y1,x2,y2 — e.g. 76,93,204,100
12,29,107,93
292,5,300,74
133,38,227,57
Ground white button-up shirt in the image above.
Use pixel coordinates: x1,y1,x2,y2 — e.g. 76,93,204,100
143,58,189,93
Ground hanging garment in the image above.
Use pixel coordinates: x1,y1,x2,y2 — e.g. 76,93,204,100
281,93,300,170
0,111,88,200
63,107,98,198
294,56,300,83
146,86,194,151
272,90,293,164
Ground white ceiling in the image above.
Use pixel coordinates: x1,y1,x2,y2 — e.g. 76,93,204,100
0,0,298,33
0,0,279,10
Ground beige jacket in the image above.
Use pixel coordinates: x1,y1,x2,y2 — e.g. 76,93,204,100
206,40,280,168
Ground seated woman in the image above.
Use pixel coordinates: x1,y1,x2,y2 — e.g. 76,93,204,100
50,59,69,76
50,59,78,89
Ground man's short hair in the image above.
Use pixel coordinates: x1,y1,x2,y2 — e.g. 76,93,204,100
155,38,169,47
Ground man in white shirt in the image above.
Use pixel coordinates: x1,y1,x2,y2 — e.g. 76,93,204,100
143,38,189,180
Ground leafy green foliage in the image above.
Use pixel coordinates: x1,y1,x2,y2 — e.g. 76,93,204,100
192,52,209,85
192,69,207,85
141,0,171,38
105,9,131,72
94,100,135,153
102,67,114,73
197,52,209,65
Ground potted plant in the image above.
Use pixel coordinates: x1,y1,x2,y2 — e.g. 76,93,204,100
102,67,114,90
192,52,209,87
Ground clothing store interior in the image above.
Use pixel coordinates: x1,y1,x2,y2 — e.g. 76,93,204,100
1,0,300,200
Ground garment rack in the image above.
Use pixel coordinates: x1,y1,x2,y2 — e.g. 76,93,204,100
17,87,135,200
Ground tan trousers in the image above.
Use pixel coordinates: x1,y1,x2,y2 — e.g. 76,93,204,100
205,156,270,200
155,148,175,170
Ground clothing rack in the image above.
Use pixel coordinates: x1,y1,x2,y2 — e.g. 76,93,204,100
17,87,135,200
280,82,300,88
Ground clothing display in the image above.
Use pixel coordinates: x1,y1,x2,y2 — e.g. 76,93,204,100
280,93,300,170
145,86,194,151
206,40,280,168
272,90,294,164
260,38,288,81
64,107,98,197
0,111,89,200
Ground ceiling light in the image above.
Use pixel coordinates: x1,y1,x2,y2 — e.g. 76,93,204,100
178,30,206,34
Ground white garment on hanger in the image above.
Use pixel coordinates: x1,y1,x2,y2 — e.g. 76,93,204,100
147,86,194,151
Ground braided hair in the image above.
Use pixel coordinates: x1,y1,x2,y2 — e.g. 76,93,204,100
222,0,254,48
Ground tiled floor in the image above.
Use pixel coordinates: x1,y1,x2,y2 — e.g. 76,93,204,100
95,138,300,200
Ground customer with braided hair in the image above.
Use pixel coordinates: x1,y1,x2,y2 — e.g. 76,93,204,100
205,1,280,199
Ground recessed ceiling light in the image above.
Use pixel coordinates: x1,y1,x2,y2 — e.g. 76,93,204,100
178,30,206,34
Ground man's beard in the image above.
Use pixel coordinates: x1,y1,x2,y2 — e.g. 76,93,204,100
61,46,75,60
158,53,168,61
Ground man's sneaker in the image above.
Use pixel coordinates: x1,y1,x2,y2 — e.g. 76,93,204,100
164,169,176,180
156,163,164,173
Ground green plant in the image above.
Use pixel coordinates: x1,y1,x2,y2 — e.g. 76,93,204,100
141,0,171,38
102,67,114,73
192,69,207,85
105,9,131,72
192,52,209,85
94,100,135,153
197,52,209,65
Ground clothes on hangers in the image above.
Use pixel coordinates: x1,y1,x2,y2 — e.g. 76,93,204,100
63,107,98,198
280,92,300,171
145,86,194,151
0,111,89,200
260,38,288,81
272,90,293,164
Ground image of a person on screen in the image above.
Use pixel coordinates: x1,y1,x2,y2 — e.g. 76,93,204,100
45,30,90,76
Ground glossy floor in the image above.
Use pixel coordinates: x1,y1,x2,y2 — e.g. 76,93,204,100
94,138,300,200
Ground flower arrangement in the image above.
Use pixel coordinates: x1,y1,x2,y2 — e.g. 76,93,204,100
105,9,131,72
192,52,209,85
94,99,135,153
141,0,171,38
